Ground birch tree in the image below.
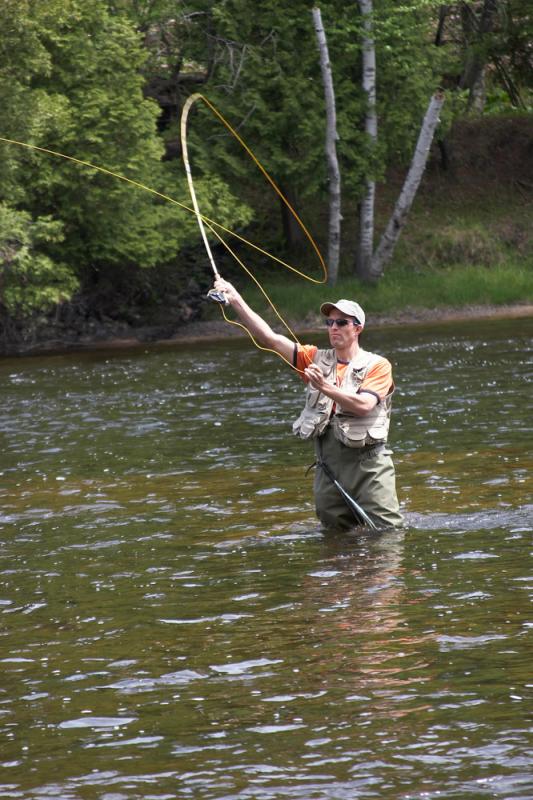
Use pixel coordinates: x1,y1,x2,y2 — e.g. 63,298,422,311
353,0,444,283
357,0,378,281
369,91,445,281
312,7,342,286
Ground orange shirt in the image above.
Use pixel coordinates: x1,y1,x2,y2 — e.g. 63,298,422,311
295,344,393,401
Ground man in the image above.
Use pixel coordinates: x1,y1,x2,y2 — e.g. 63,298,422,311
213,277,403,530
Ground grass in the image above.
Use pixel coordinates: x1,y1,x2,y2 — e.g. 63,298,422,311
234,259,532,326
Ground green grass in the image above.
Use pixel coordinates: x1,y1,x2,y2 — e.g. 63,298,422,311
231,260,533,326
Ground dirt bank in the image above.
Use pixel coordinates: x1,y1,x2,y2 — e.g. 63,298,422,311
2,303,531,357
158,302,533,345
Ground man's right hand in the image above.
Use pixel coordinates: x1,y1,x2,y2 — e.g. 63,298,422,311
213,277,239,305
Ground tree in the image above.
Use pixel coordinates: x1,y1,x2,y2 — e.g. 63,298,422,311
312,6,342,285
0,0,251,321
5,0,522,328
349,0,447,281
117,1,450,273
357,0,378,280
199,0,329,254
369,91,445,281
435,1,533,112
0,0,82,319
459,0,500,112
0,204,78,321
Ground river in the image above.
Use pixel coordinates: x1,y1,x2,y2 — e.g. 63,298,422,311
1,317,531,799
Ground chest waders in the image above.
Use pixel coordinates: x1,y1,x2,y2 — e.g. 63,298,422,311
316,437,378,530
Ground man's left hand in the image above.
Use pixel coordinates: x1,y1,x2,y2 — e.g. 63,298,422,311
304,364,330,391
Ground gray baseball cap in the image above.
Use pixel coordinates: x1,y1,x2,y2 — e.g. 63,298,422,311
320,299,365,328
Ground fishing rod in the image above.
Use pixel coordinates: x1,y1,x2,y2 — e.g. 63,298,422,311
180,94,229,305
179,92,328,308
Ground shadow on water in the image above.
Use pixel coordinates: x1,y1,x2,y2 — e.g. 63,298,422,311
0,317,532,798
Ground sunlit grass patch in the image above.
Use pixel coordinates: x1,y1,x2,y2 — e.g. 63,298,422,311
238,260,533,324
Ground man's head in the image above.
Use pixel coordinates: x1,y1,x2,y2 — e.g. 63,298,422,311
320,299,365,328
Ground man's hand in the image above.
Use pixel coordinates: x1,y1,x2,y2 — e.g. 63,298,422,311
305,363,378,416
304,363,329,391
213,277,240,305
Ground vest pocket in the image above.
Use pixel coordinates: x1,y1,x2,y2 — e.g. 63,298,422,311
332,414,367,448
293,409,330,439
366,419,389,441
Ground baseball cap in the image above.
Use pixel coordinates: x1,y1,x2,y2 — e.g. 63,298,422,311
320,299,365,328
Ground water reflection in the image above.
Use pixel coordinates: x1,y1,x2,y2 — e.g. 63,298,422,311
296,530,438,744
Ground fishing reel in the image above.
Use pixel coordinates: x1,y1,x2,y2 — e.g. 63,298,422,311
206,288,229,305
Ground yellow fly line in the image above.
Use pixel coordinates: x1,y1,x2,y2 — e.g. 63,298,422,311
0,95,328,370
179,93,328,370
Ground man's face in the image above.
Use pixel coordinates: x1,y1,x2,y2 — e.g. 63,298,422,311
326,309,361,349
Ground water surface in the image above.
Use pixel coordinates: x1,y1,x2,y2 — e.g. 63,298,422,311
1,317,531,799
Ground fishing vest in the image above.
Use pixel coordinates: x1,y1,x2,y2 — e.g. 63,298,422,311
292,348,394,447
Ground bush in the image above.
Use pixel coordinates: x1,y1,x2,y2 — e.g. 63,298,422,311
0,203,79,317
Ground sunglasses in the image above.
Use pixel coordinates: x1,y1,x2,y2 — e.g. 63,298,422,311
325,318,359,328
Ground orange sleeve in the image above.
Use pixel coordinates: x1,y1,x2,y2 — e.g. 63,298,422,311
359,357,393,400
295,346,393,398
295,344,318,380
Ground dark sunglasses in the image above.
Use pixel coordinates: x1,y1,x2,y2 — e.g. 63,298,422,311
325,318,358,328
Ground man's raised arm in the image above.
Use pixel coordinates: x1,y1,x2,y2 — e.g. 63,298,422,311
214,277,296,363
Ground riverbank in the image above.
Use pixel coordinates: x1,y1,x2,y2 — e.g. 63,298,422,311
2,301,530,357
167,302,533,344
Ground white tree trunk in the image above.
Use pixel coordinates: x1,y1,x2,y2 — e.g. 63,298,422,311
369,91,445,281
357,0,377,280
312,7,342,286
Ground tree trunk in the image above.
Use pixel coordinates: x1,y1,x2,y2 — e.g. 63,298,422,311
356,0,377,281
493,55,526,109
369,91,445,282
459,0,499,113
434,5,449,46
279,184,305,251
312,7,342,286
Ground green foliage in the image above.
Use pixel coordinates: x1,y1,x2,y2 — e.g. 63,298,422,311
176,0,447,199
0,203,79,315
483,0,533,110
0,0,71,200
373,2,448,159
215,132,533,321
0,0,252,320
194,1,327,199
10,2,196,269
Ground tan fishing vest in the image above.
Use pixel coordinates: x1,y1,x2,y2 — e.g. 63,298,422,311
292,348,393,447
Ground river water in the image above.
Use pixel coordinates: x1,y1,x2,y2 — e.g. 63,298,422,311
1,317,531,799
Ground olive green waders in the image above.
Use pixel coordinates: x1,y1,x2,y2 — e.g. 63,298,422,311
314,425,403,530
